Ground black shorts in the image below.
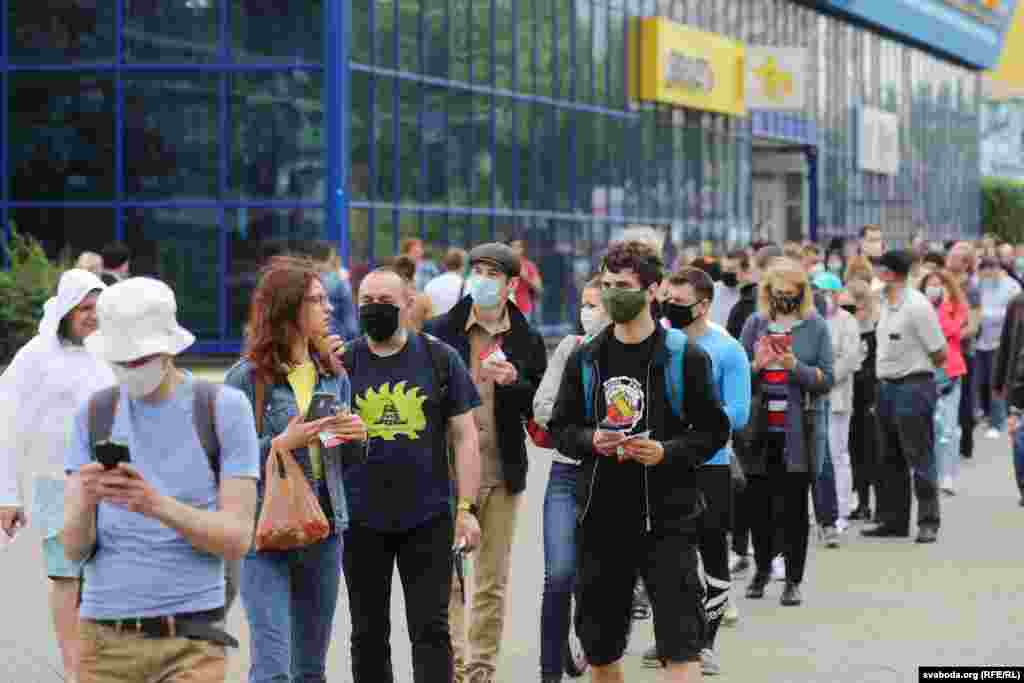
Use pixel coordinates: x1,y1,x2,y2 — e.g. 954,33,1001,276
575,527,706,667
697,464,733,532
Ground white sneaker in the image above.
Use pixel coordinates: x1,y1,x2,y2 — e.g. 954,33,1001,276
722,599,739,627
772,556,786,582
986,428,1002,439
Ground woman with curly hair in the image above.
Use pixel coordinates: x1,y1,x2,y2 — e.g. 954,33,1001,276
225,256,368,683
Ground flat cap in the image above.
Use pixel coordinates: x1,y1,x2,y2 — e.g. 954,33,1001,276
878,249,914,277
469,243,520,279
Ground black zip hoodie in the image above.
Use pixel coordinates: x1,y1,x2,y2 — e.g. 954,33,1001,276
548,325,730,533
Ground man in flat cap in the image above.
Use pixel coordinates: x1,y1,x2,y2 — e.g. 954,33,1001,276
425,243,548,683
863,249,947,544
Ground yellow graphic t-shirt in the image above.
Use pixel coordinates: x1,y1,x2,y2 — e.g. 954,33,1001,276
356,381,427,441
287,361,323,480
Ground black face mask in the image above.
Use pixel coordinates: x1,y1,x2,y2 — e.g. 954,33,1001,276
359,303,401,342
664,301,703,329
721,272,739,288
841,304,858,316
771,290,804,315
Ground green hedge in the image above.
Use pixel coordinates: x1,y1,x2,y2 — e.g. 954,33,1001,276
0,226,67,365
982,177,1024,245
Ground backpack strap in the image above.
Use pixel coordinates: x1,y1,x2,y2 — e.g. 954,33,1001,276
87,386,121,447
663,328,687,421
421,333,451,423
581,355,595,423
192,380,222,486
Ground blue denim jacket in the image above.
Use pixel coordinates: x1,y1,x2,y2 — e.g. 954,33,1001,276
224,359,355,533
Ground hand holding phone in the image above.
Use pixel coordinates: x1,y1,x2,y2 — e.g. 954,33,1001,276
94,441,131,470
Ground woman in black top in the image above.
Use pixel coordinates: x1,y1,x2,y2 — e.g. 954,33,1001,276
842,279,879,521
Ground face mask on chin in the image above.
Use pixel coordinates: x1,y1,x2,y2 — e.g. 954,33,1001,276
112,356,168,399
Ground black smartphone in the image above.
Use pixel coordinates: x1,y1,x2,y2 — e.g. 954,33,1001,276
94,441,131,470
306,392,339,421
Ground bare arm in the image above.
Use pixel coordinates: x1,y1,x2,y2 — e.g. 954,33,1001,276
449,412,480,501
63,468,99,562
965,305,981,339
930,349,948,369
152,478,257,561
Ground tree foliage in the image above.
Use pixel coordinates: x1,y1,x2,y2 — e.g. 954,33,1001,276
981,177,1024,245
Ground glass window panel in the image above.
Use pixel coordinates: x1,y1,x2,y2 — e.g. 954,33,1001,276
516,102,533,209
423,86,448,204
494,98,514,210
450,0,471,83
495,0,515,90
9,74,115,201
124,208,222,338
124,0,219,62
226,207,326,338
593,1,608,104
349,206,373,279
350,71,371,201
446,89,475,206
125,74,219,199
373,75,395,202
232,0,322,62
374,0,396,69
423,0,448,78
374,209,396,260
473,0,491,85
536,1,554,97
352,1,372,63
576,0,592,103
398,79,422,203
517,0,534,95
398,0,420,72
9,207,115,260
425,213,448,249
230,71,325,201
8,2,114,63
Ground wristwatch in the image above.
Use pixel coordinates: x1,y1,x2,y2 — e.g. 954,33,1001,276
456,498,479,517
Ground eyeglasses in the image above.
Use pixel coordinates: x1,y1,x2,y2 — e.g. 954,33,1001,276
304,295,329,307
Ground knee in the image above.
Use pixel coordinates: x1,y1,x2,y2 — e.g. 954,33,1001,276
544,559,575,595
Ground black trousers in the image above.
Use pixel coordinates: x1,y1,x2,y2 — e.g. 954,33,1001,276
960,353,976,458
849,384,879,511
747,435,812,585
730,487,752,557
876,379,940,532
697,466,731,650
343,512,455,683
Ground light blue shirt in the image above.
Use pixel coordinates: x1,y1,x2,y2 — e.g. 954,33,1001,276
979,276,1021,352
65,375,260,620
693,323,751,465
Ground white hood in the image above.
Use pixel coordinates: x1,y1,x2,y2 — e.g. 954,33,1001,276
0,269,115,512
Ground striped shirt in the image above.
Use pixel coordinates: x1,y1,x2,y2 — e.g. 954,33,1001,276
761,365,789,432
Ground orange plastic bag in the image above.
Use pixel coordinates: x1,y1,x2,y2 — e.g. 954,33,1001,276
255,446,330,552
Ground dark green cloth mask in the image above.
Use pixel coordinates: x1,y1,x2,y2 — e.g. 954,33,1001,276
601,288,649,324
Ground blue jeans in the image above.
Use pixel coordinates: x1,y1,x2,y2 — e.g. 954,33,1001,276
242,533,342,683
812,410,838,528
540,462,578,677
935,379,962,482
976,349,1007,431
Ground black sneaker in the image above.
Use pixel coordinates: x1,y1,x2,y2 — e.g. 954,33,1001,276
861,524,910,538
780,582,802,606
746,573,770,599
915,527,938,544
847,506,871,521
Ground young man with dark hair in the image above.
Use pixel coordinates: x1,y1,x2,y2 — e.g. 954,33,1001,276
550,241,730,683
424,243,547,683
709,250,748,329
641,266,750,676
100,241,131,286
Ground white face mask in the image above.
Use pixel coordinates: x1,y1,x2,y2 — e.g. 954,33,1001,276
580,306,607,336
112,357,168,399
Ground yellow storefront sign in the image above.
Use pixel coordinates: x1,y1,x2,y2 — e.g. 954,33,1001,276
628,17,746,116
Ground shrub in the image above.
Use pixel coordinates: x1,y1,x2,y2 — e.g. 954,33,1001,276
0,225,68,365
981,177,1024,245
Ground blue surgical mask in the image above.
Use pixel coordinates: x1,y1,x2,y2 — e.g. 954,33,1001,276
467,275,503,309
1016,257,1024,273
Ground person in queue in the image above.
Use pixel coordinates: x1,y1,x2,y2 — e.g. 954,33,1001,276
424,242,548,683
66,278,260,683
842,279,881,521
532,277,608,683
225,257,369,683
919,269,968,496
341,266,483,683
549,240,731,683
641,266,750,676
863,250,947,544
739,259,834,607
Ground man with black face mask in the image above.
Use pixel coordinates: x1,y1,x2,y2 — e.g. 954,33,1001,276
340,267,483,683
550,241,730,683
641,266,750,676
709,250,746,328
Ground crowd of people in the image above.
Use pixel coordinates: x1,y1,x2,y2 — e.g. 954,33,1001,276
2,226,1024,683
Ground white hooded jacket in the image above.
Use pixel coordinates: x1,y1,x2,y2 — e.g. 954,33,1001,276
0,269,115,512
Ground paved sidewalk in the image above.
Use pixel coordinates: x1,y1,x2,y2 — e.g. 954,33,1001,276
2,426,1022,682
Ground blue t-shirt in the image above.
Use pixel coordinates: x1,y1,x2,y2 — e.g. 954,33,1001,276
693,324,752,464
345,334,480,532
65,375,260,620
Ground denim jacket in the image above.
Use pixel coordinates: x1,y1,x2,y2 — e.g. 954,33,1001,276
224,358,357,533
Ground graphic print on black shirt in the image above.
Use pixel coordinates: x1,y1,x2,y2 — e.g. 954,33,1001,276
591,333,655,529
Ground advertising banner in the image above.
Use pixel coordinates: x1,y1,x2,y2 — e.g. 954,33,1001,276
808,0,1018,70
628,17,746,116
858,107,901,176
746,47,808,110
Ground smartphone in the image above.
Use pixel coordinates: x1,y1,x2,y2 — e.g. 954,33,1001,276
768,333,792,352
94,441,131,470
306,392,339,422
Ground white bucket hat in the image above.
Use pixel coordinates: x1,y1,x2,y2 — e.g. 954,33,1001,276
85,277,196,362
